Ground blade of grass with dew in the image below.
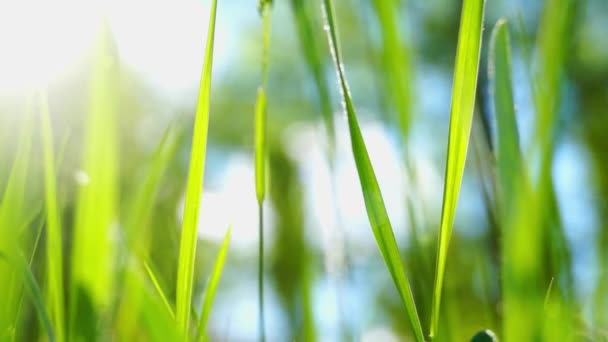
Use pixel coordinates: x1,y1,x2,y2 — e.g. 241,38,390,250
429,0,486,338
175,0,218,334
196,226,231,342
0,252,55,342
0,98,34,338
321,1,424,340
69,21,119,341
39,90,65,342
289,0,335,151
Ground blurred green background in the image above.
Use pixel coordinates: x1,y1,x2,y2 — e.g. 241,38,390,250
0,0,607,340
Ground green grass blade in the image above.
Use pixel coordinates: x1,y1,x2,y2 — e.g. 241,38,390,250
39,91,65,342
289,0,335,150
429,0,486,338
123,267,181,342
0,252,55,342
70,21,120,338
488,19,524,214
144,261,175,319
126,124,181,255
321,1,424,340
175,0,218,334
196,226,231,342
0,98,34,337
370,0,413,139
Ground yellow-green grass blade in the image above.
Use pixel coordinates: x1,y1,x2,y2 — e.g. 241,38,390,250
289,0,335,149
255,88,267,203
175,0,218,334
430,0,486,338
69,21,120,340
0,252,55,342
321,0,424,340
196,226,231,342
39,91,65,342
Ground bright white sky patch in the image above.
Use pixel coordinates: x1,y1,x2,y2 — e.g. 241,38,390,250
0,0,236,96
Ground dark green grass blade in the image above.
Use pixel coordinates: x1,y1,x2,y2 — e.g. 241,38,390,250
196,226,231,342
175,0,218,334
39,91,66,342
321,0,424,340
429,0,486,338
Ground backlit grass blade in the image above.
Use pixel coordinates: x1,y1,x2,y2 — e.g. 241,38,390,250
430,0,486,338
39,91,65,342
70,21,119,338
175,0,218,334
321,1,424,340
195,226,231,342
